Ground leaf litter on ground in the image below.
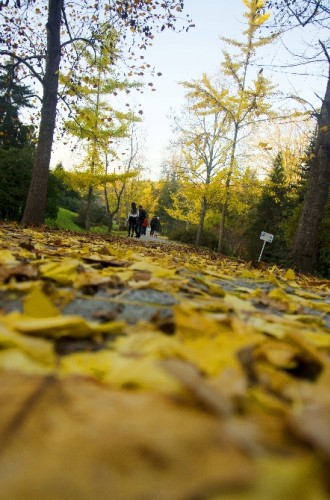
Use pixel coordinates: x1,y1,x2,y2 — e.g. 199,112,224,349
0,222,329,499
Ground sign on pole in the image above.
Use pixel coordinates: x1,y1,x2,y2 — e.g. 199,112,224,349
258,231,274,262
260,231,274,243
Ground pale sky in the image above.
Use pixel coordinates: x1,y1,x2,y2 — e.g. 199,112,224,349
134,0,244,176
50,0,327,178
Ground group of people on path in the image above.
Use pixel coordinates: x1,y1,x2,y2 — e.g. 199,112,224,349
127,202,160,238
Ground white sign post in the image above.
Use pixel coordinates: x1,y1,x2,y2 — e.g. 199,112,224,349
258,231,274,262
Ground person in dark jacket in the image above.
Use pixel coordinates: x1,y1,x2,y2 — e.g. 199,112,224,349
136,205,146,238
127,202,138,237
150,216,160,237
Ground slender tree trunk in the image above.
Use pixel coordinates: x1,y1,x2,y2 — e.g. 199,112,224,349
196,195,207,246
292,64,330,273
103,184,115,233
85,71,101,231
85,186,93,231
104,185,112,232
21,0,62,225
108,213,114,232
217,201,227,253
217,125,238,253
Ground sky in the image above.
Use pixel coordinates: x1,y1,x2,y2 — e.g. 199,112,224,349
133,0,244,175
50,0,327,179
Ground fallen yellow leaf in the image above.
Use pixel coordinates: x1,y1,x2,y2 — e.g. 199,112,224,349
24,287,60,318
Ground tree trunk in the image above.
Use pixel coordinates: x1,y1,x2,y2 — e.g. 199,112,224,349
85,186,93,231
21,0,62,225
196,195,207,246
217,125,238,253
292,64,330,273
107,213,114,233
103,185,112,232
217,201,227,253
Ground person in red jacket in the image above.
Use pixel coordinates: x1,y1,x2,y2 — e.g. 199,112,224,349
141,216,149,236
136,205,146,238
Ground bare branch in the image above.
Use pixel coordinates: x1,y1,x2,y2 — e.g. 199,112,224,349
0,51,44,84
319,39,330,63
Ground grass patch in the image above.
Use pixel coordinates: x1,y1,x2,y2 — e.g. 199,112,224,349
90,225,112,234
46,208,125,236
46,208,83,232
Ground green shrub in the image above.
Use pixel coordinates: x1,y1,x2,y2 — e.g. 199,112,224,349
168,226,197,244
168,225,219,250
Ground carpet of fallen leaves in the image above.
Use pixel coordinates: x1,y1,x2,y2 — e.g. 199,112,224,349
0,221,330,499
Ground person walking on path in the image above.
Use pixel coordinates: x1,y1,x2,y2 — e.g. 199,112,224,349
136,204,146,238
150,215,160,237
127,202,138,237
141,216,149,236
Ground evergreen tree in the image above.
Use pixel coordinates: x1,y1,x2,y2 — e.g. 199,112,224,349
0,68,37,220
288,130,329,276
0,68,35,149
316,195,330,277
0,69,63,221
0,147,34,220
247,152,292,264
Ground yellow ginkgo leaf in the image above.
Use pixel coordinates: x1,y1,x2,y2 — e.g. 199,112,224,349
267,273,282,287
248,316,287,339
224,294,256,312
0,322,55,364
0,349,53,375
173,304,222,338
305,300,330,314
194,276,226,297
239,269,259,279
103,354,182,394
24,287,60,318
8,314,125,339
131,261,177,279
73,271,113,289
59,350,114,381
268,288,299,312
268,288,290,301
284,268,296,281
115,331,185,359
39,259,82,284
300,331,330,348
182,336,248,376
0,249,17,264
255,340,299,368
